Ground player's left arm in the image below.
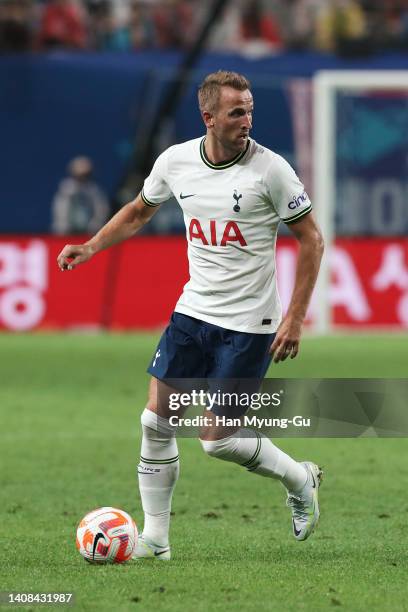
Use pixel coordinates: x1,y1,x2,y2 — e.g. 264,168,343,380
271,212,324,362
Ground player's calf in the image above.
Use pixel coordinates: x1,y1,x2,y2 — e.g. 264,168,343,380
200,429,307,488
138,408,179,551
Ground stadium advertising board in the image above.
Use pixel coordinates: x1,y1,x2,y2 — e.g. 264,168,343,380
0,236,406,331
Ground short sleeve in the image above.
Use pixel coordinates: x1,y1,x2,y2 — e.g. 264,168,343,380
267,154,312,224
141,149,173,207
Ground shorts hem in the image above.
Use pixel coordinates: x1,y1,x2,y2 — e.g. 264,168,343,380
174,306,279,334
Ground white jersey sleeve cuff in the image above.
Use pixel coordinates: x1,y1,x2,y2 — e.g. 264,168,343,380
282,203,313,225
141,189,162,208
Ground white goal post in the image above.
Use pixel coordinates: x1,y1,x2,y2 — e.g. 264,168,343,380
312,70,408,334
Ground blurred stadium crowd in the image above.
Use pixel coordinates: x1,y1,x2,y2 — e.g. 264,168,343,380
0,0,407,56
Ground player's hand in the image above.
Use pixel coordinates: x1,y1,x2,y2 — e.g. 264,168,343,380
270,316,302,362
57,243,95,271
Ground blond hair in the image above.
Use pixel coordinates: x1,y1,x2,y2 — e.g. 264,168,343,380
198,70,251,114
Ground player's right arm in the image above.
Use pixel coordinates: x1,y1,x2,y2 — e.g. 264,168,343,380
57,193,159,271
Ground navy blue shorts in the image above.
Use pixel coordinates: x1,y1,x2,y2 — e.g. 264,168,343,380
147,313,275,416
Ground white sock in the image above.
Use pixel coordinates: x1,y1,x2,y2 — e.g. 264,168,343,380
138,409,179,547
201,428,307,492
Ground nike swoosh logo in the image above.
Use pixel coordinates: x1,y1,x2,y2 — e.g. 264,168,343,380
180,193,196,199
311,473,316,488
154,548,170,557
92,532,106,560
292,519,302,537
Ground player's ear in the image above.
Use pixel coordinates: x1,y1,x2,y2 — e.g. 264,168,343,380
202,110,214,129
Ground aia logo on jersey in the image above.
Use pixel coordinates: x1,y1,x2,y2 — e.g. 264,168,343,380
288,191,308,210
188,219,247,247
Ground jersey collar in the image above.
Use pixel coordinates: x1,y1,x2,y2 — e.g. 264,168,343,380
200,137,250,170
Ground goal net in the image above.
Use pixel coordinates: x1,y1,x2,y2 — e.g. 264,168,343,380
312,71,408,333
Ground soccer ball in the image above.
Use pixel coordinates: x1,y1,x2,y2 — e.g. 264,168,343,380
76,507,138,564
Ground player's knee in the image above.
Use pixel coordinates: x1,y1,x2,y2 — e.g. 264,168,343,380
145,379,157,412
200,435,239,460
145,397,157,412
141,408,175,439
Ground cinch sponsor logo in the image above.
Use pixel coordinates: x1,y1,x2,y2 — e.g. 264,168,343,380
188,218,247,247
288,191,308,210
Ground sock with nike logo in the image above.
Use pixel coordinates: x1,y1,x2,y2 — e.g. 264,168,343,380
200,429,307,492
138,409,179,547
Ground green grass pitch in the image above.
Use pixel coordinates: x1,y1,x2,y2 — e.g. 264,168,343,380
1,333,408,611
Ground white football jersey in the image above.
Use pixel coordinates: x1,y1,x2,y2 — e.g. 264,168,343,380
141,137,312,333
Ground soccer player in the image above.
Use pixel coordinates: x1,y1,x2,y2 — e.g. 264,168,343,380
57,71,324,560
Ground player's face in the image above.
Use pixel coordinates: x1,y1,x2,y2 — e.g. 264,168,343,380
210,87,253,155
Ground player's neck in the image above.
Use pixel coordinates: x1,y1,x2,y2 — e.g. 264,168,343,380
203,135,243,165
